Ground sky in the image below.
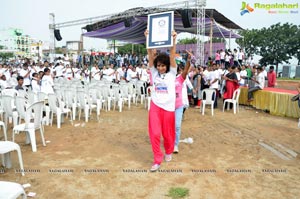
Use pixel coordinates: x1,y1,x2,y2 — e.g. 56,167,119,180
0,0,299,53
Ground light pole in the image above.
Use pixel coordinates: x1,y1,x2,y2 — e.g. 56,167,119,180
49,13,56,62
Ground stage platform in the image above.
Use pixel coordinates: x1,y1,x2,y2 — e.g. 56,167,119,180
239,87,300,118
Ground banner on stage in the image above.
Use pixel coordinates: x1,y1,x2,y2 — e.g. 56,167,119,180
147,11,174,49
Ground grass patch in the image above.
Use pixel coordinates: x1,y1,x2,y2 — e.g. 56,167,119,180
167,187,189,199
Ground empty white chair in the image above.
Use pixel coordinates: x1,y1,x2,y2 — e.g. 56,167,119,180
1,95,18,128
76,91,90,122
15,96,27,125
48,94,72,128
223,88,241,114
145,86,153,111
201,89,216,116
120,84,131,110
12,101,46,152
64,89,77,121
0,181,27,198
136,81,145,105
1,89,18,97
0,141,25,176
0,121,7,141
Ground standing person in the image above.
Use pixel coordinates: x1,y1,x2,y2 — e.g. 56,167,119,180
208,64,220,109
174,51,193,153
31,73,41,93
223,66,239,104
18,63,31,88
145,30,177,172
267,66,276,87
41,68,54,94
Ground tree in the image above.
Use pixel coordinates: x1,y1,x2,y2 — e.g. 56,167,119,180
178,37,197,44
237,23,300,74
0,52,14,61
118,43,147,55
291,25,300,65
207,37,225,43
236,29,261,57
258,23,298,73
55,47,64,54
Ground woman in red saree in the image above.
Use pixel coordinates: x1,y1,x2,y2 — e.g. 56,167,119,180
223,66,239,102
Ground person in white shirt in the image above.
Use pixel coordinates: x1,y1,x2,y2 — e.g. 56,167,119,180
220,49,226,68
233,49,239,67
41,68,54,94
248,66,265,101
145,30,177,172
19,63,31,88
128,66,139,84
0,75,11,89
53,62,65,78
239,65,247,86
208,64,220,108
116,65,126,82
140,64,149,83
238,49,244,66
91,64,101,81
103,64,115,82
31,73,41,93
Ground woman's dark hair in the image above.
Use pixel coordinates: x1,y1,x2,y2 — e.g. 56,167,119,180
153,53,170,73
32,72,38,78
44,67,50,73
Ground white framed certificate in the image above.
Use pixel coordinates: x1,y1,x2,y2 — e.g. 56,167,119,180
147,11,174,49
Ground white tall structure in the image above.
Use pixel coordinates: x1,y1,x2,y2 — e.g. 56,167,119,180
196,0,206,66
49,13,56,62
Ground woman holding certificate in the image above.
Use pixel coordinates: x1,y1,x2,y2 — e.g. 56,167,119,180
145,30,177,172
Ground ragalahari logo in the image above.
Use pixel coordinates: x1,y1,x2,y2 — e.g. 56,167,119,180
240,2,254,15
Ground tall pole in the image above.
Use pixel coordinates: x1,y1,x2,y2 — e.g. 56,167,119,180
49,13,56,62
196,0,206,66
209,18,213,58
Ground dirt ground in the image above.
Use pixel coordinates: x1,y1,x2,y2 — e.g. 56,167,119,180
1,81,300,199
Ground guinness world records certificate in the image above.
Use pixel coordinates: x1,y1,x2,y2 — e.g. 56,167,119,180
147,11,174,49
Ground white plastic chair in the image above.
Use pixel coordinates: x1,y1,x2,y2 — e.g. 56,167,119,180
223,88,241,114
0,121,7,141
135,81,145,105
0,141,25,176
201,89,216,116
48,94,72,128
145,86,153,111
1,89,18,97
15,96,27,125
76,91,90,122
64,89,77,121
12,101,46,152
1,95,18,128
0,181,27,198
120,84,131,110
88,88,102,117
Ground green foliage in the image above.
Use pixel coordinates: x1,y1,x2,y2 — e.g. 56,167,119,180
167,187,189,199
178,37,197,44
208,37,225,43
236,29,260,56
117,43,147,55
55,47,64,54
0,45,4,50
0,52,14,61
237,23,300,72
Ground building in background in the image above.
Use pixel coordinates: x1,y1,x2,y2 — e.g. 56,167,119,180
0,28,45,59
